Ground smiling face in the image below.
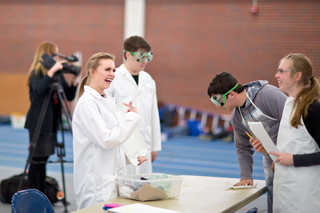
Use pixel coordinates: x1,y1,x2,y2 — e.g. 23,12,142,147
89,58,116,95
275,58,302,97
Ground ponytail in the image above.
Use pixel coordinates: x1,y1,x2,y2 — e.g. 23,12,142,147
291,77,320,128
78,75,89,98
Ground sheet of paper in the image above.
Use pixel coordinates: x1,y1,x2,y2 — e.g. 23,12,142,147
248,122,280,161
230,182,257,189
108,203,179,213
116,103,147,166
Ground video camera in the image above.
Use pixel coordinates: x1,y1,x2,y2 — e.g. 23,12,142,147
41,53,81,76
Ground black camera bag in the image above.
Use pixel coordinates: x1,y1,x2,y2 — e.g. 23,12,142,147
0,173,61,204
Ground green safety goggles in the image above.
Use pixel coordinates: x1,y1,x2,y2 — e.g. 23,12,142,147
210,84,238,107
127,50,153,63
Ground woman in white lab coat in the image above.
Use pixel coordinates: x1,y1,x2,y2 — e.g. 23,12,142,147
72,52,146,210
259,53,320,212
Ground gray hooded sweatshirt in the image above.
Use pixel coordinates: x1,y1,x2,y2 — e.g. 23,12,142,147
231,80,286,180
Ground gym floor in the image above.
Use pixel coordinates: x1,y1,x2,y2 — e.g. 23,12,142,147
0,124,267,212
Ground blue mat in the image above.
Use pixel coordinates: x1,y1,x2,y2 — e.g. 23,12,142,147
0,125,264,180
0,124,73,174
153,136,264,179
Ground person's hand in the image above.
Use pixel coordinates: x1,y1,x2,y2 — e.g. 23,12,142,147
269,151,293,166
151,151,158,163
137,156,147,165
72,73,81,86
249,138,265,153
123,101,137,113
47,60,66,78
233,179,253,187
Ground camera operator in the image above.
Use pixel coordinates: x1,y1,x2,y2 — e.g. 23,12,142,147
24,41,80,195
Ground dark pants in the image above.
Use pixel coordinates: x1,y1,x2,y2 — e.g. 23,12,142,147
263,157,274,213
28,156,49,194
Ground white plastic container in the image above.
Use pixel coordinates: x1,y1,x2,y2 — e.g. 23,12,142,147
10,113,26,129
117,173,183,201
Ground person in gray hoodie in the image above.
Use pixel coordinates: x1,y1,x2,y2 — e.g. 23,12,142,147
207,72,286,213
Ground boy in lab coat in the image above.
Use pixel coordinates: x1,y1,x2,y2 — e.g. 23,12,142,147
105,36,161,174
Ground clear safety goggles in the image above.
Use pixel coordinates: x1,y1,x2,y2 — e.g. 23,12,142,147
127,51,153,63
277,68,290,75
210,84,238,107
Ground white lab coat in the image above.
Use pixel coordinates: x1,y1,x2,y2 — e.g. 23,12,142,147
273,97,320,212
105,64,161,174
72,86,140,210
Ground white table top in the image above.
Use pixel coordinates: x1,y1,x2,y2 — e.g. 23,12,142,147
73,175,266,213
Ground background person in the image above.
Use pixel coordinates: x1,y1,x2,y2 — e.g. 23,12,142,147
72,52,146,210
105,36,161,174
261,53,320,212
207,72,286,213
24,41,79,195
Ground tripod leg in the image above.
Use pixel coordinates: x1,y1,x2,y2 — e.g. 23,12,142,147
19,90,52,191
55,85,74,212
59,150,69,213
56,86,73,133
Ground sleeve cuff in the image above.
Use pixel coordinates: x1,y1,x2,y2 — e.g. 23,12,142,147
293,155,302,167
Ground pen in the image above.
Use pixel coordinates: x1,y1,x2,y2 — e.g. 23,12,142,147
245,131,265,152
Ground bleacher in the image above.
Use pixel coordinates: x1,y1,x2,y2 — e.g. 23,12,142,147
159,103,232,138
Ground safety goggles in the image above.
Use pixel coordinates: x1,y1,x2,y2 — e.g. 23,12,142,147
127,51,153,63
277,68,290,75
210,84,238,107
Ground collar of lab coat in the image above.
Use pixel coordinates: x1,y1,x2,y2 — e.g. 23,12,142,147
84,85,110,100
118,64,146,87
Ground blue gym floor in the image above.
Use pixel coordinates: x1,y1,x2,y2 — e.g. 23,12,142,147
0,124,264,180
0,124,267,212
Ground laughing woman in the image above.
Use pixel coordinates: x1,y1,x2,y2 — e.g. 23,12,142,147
270,53,320,212
72,52,146,210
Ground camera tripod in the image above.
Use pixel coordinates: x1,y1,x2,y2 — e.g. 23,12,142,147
19,80,74,213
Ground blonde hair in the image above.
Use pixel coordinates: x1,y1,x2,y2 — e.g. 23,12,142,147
27,41,57,86
78,52,115,97
281,53,320,128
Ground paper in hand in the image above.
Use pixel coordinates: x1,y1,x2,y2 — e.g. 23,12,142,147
248,122,280,161
116,102,147,166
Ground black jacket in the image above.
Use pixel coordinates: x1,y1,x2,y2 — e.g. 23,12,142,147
24,71,77,133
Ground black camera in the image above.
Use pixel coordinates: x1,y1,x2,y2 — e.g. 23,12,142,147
41,53,81,76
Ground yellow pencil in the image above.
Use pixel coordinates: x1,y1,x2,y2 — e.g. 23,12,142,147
245,131,265,152
245,131,253,139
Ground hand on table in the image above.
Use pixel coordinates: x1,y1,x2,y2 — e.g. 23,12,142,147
233,179,253,187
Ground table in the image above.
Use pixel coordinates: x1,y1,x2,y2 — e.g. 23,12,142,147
73,175,267,213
